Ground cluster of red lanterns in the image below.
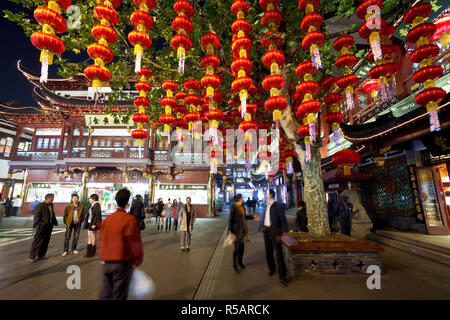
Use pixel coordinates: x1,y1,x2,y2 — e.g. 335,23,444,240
299,0,324,69
231,0,254,119
173,91,188,133
171,0,194,73
295,60,320,163
357,0,399,103
31,0,71,83
260,0,288,127
201,32,223,142
159,81,177,132
322,76,345,146
405,2,446,132
183,78,202,138
131,67,152,145
333,35,359,110
129,0,154,73
84,0,121,90
332,149,360,176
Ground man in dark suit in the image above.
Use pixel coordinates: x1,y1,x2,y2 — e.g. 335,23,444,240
260,189,289,286
29,193,58,262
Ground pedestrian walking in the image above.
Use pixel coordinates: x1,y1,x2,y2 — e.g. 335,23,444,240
12,195,22,216
145,199,154,224
29,193,58,262
62,194,85,256
295,201,308,232
179,197,196,252
327,194,338,232
172,199,178,231
162,198,174,231
130,195,145,230
84,194,102,257
228,194,259,273
251,197,257,215
99,188,143,300
246,197,252,215
0,194,6,226
155,198,164,230
260,189,289,286
4,197,12,217
338,195,353,236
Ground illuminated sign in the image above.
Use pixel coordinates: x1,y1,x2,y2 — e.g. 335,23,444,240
84,114,134,127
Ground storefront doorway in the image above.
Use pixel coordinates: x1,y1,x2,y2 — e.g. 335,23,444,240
417,166,449,235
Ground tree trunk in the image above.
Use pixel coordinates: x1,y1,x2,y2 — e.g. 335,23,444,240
279,69,330,238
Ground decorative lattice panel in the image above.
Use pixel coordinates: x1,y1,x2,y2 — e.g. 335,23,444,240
371,157,415,215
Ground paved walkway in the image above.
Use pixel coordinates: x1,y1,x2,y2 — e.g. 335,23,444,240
0,208,449,300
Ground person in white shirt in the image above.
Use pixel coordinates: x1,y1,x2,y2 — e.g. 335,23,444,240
260,189,289,286
12,195,22,216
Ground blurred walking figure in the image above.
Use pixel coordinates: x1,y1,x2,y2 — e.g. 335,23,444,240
145,198,154,224
29,194,58,262
179,197,196,252
173,199,181,231
99,189,143,300
295,201,308,232
162,198,174,231
62,194,85,256
0,194,5,226
228,194,258,273
130,195,145,230
261,189,289,286
12,195,22,216
246,197,252,215
338,195,353,236
84,194,102,257
155,198,164,231
327,194,339,232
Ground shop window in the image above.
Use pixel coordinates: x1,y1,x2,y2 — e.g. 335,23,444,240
49,138,56,149
36,138,43,149
106,139,112,147
63,138,67,149
0,138,6,153
113,141,121,148
56,138,60,149
43,138,49,149
4,137,13,157
93,139,99,147
100,139,106,147
81,138,86,147
18,142,25,151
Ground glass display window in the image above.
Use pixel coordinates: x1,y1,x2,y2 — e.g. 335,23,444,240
25,183,81,203
42,138,49,149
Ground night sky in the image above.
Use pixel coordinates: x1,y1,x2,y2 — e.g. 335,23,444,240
0,2,45,107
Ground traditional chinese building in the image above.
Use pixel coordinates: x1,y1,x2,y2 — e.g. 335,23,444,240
0,61,217,217
319,9,450,235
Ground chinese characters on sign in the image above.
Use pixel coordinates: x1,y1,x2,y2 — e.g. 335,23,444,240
84,114,134,127
408,165,425,223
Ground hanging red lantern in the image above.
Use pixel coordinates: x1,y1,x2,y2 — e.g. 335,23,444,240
84,0,120,90
172,0,194,73
129,1,154,73
363,79,380,99
332,149,360,175
31,0,70,83
431,16,450,49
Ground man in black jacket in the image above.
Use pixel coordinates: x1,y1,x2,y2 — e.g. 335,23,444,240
29,193,58,262
260,189,289,286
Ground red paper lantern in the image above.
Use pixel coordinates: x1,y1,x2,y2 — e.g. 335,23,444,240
261,30,283,49
332,149,360,175
321,76,338,92
132,113,149,123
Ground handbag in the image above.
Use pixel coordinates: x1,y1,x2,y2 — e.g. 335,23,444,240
223,233,236,248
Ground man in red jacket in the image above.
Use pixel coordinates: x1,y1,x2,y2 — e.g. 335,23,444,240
99,188,143,300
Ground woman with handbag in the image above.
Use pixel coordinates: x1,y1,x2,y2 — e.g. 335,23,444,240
228,194,259,273
84,194,102,257
179,197,196,252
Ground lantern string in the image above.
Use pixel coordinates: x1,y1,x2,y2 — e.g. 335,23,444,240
345,90,354,110
178,54,185,73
